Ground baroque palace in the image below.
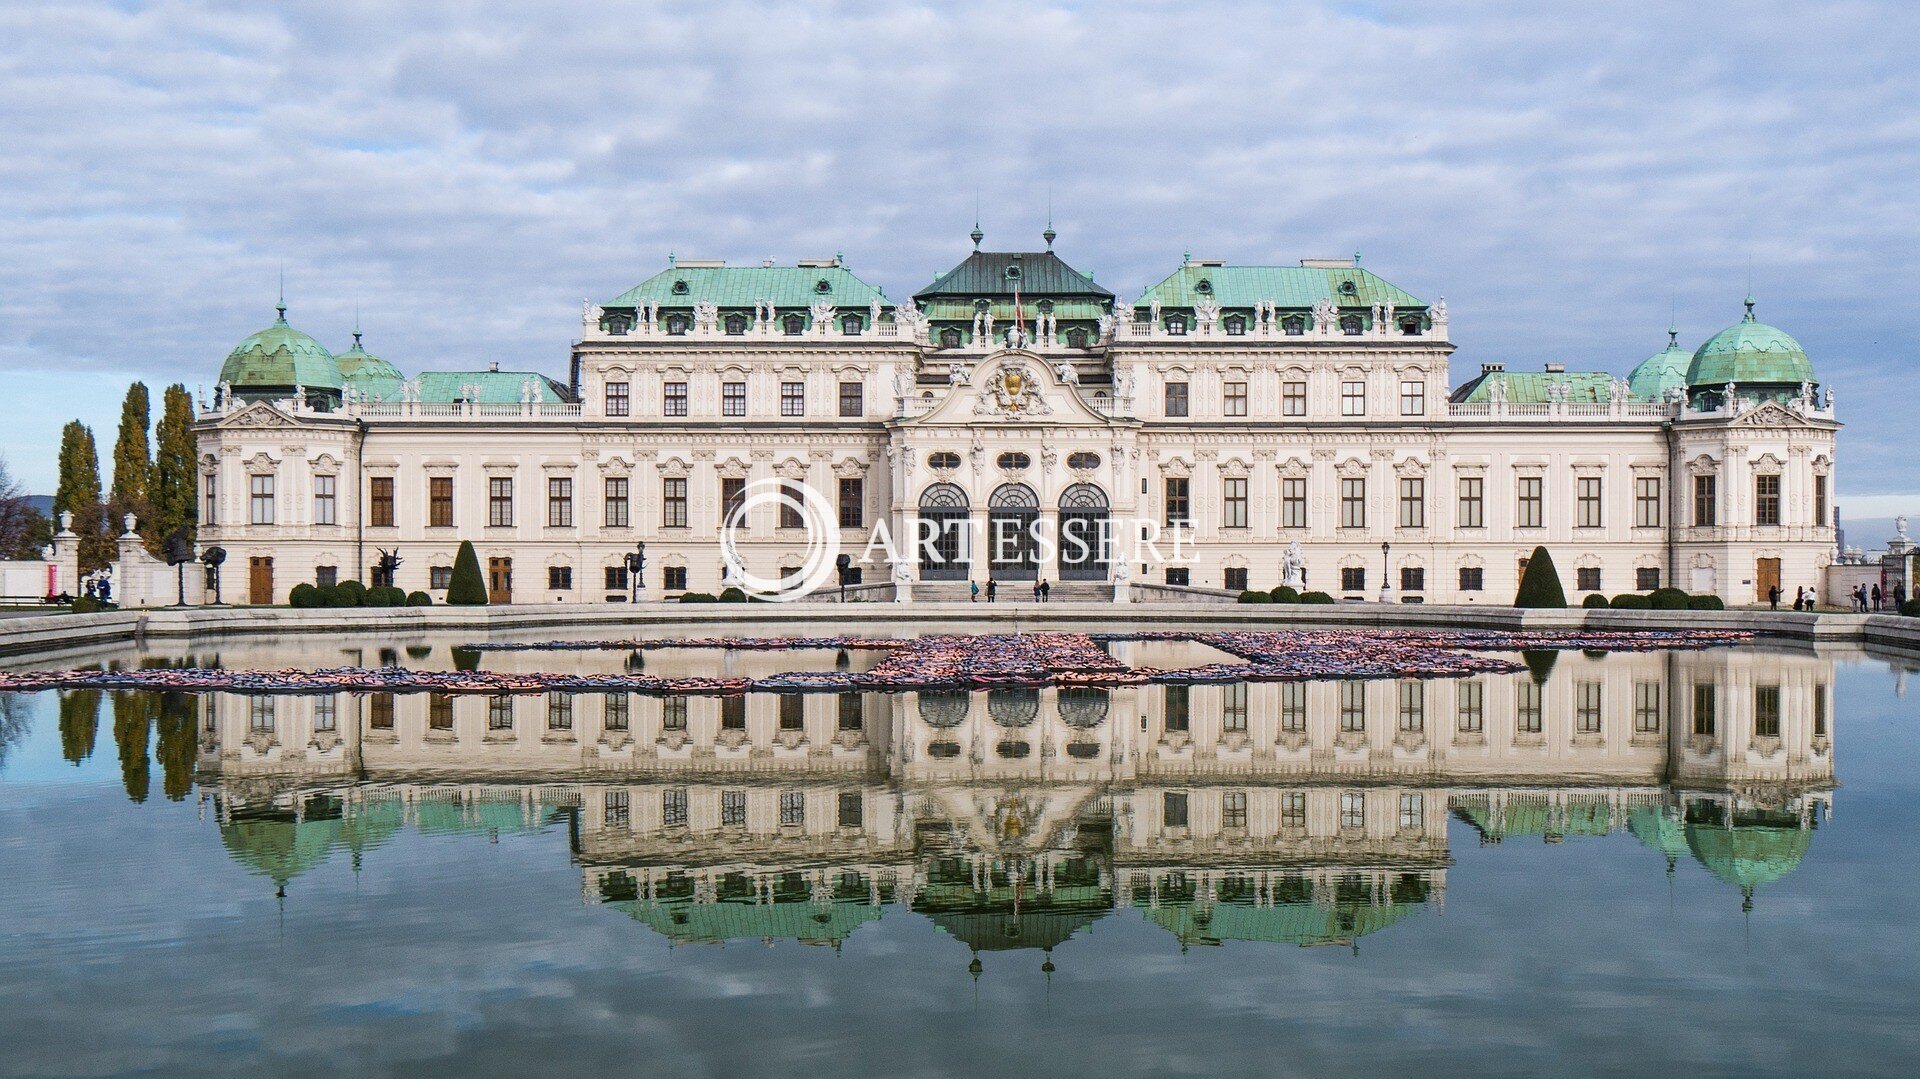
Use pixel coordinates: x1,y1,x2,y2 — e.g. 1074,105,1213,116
192,231,1839,604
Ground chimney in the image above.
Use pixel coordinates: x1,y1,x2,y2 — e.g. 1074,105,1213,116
489,362,499,373
1544,362,1565,374
1480,362,1505,375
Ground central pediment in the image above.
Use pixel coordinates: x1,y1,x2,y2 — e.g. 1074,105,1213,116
909,350,1117,427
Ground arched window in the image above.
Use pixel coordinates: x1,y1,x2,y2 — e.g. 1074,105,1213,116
1165,316,1188,336
988,483,1039,510
782,314,806,336
920,482,969,509
918,690,970,728
1058,483,1109,509
840,312,863,335
927,451,962,471
939,327,964,348
996,452,1031,471
1283,315,1306,336
1065,327,1089,348
665,314,690,336
1066,451,1101,470
1059,686,1110,728
1224,314,1246,336
724,313,748,335
1340,314,1364,336
988,688,1040,727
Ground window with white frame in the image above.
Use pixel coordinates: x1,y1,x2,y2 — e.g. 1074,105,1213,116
1281,380,1307,417
723,381,746,417
1398,477,1425,528
1223,381,1248,417
1340,477,1366,528
1281,477,1307,528
604,477,629,527
312,474,336,525
780,381,805,417
1635,476,1662,528
1576,476,1603,528
1458,475,1484,528
1222,477,1248,528
1400,379,1426,416
547,477,573,527
249,474,274,525
1341,380,1366,416
1516,475,1543,529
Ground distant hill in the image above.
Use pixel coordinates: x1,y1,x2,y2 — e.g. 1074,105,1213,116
26,496,51,515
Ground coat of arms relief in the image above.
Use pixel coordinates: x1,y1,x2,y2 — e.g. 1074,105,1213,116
973,360,1054,417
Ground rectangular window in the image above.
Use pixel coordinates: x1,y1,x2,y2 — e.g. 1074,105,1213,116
1164,382,1190,417
1516,680,1542,733
429,693,454,731
1754,685,1782,737
1458,476,1485,529
1340,792,1366,829
369,693,394,730
249,474,275,525
249,695,275,732
1398,680,1424,732
1516,475,1543,529
838,478,863,529
547,477,573,527
1813,683,1827,737
488,695,514,731
778,481,804,529
1398,477,1425,528
1222,791,1248,829
662,477,688,528
1341,380,1367,416
1815,474,1828,529
1281,791,1307,829
837,791,862,829
1457,681,1485,732
1223,477,1248,528
488,477,513,527
1281,477,1307,529
838,692,863,731
1281,380,1307,417
1280,683,1307,732
547,565,572,590
1400,566,1424,592
1339,682,1366,732
1340,477,1366,529
1459,566,1484,591
1224,566,1249,592
721,790,747,827
1634,681,1661,733
1399,793,1424,831
366,475,395,527
1693,682,1717,736
313,474,337,525
604,477,629,527
1163,791,1190,828
430,566,452,589
721,477,745,528
313,695,336,732
663,565,688,591
839,381,864,417
1635,476,1662,528
1400,380,1426,416
605,381,630,417
605,565,628,591
1166,567,1190,586
1576,476,1603,528
722,381,746,417
778,693,804,731
547,692,574,731
661,696,687,732
720,695,746,731
1576,681,1602,734
1164,685,1190,732
1342,566,1366,592
662,789,688,827
1755,474,1781,526
429,477,453,527
663,381,688,417
1694,474,1717,527
315,565,337,588
1636,567,1661,590
780,381,805,417
1222,682,1248,732
1164,477,1190,527
604,790,630,828
1577,567,1602,592
780,790,805,826
1223,381,1248,417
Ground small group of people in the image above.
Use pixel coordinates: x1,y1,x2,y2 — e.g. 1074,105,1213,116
969,578,1052,602
1848,581,1907,612
1768,584,1820,611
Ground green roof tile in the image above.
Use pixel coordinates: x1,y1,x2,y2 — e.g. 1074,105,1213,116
1135,263,1425,310
915,250,1114,302
607,263,890,310
1628,330,1693,401
1450,368,1623,404
220,309,343,391
414,370,573,405
1686,300,1814,387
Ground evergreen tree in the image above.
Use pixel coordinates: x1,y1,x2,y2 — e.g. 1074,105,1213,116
54,421,110,571
58,689,101,765
154,691,200,801
112,691,152,803
109,382,153,534
447,540,488,605
150,384,197,552
1514,545,1568,608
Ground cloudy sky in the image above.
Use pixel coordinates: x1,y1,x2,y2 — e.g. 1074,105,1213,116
2,0,1915,516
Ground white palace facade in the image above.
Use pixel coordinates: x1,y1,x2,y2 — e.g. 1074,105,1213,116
192,233,1840,605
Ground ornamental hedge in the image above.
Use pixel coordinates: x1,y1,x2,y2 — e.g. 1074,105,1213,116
1514,547,1567,608
447,541,488,606
1582,594,1609,608
1238,590,1272,603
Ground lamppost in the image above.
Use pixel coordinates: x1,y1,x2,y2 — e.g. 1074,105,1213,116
624,542,647,603
1379,541,1392,604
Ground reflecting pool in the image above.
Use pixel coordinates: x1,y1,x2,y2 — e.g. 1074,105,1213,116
2,630,1916,1076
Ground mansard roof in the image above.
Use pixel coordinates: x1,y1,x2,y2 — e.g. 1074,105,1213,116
413,370,574,405
1449,367,1622,404
915,250,1115,302
607,260,890,310
1136,261,1426,310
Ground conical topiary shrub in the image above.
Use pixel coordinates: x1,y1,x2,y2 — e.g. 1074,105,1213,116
446,541,488,606
1514,546,1566,608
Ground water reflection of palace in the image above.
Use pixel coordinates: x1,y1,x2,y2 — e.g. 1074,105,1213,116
177,645,1836,961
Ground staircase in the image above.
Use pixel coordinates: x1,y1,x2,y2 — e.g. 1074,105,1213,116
910,580,1113,603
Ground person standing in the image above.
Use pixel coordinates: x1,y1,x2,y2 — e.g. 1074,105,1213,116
1871,584,1882,610
1768,584,1781,610
1897,581,1909,609
970,580,979,603
1040,579,1051,603
986,579,997,603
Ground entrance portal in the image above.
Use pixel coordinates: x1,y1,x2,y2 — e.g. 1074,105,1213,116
988,483,1040,582
1756,557,1782,604
247,556,273,605
917,483,970,582
1057,483,1110,581
488,557,513,604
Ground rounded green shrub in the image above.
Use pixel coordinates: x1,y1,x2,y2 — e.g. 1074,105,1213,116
677,592,716,603
1582,593,1609,608
1649,587,1689,610
333,580,367,607
71,595,103,614
1238,590,1271,603
718,587,747,603
1269,585,1300,604
406,590,433,607
1299,591,1336,604
1610,593,1651,610
313,584,339,608
289,583,320,609
1899,599,1920,617
1687,594,1725,610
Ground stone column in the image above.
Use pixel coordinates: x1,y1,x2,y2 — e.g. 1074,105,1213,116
48,511,79,599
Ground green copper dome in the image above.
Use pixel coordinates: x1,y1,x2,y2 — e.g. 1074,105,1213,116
335,331,405,401
1628,328,1692,401
1686,815,1812,896
219,303,343,392
1686,299,1814,388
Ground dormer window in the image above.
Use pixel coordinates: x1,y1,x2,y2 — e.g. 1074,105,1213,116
814,279,832,294
1283,315,1306,336
1223,314,1246,336
604,315,632,335
840,312,863,335
782,313,806,336
1399,316,1423,336
1340,314,1364,336
671,280,689,295
940,327,964,348
724,313,748,335
1065,327,1089,348
665,314,690,335
1165,316,1188,336
974,299,990,313
1338,280,1358,296
1004,265,1022,281
1037,299,1053,314
1195,278,1212,294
